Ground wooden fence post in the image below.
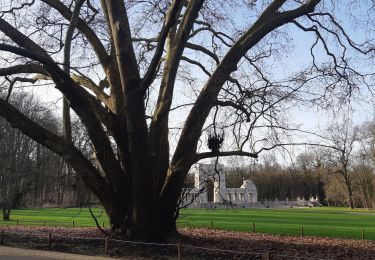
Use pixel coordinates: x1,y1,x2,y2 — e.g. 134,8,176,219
16,219,19,226
362,229,365,240
0,230,3,245
177,243,181,260
48,232,52,250
72,221,75,227
301,226,304,238
102,222,105,228
252,222,255,232
104,236,109,255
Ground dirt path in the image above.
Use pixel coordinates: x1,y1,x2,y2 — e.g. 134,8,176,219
0,246,118,260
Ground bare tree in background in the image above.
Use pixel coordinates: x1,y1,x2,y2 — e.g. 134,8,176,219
353,121,375,208
0,0,374,239
326,119,359,209
294,150,328,203
351,155,374,208
0,93,58,220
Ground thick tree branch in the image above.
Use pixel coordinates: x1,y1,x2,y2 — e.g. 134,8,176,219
98,0,126,115
0,64,48,76
150,0,205,192
104,1,152,191
194,150,258,162
152,0,205,121
105,0,141,92
0,65,110,107
63,0,85,142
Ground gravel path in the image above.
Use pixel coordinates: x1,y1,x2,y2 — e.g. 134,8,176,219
0,246,118,260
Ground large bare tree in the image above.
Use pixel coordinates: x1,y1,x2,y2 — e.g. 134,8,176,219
0,0,374,240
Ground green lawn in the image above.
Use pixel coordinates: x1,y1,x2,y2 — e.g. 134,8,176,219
1,207,375,240
0,207,109,227
177,207,375,240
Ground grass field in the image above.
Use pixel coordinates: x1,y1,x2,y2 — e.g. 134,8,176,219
178,207,375,240
1,207,375,240
0,207,109,227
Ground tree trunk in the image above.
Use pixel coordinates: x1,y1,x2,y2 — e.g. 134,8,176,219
101,196,163,240
2,208,10,221
317,177,326,205
157,165,191,238
347,183,354,209
348,197,354,209
93,164,188,241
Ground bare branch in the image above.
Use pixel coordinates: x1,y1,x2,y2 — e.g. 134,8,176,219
142,0,184,90
173,0,321,165
256,142,340,154
185,42,220,64
0,0,35,18
181,56,211,77
0,18,51,59
41,0,110,68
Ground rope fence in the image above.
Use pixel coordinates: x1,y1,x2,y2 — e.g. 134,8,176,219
0,218,370,240
177,219,371,240
0,229,334,260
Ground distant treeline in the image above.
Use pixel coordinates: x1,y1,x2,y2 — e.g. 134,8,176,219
0,93,95,221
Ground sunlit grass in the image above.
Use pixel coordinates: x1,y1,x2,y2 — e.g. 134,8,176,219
0,207,109,227
1,207,375,240
177,207,375,240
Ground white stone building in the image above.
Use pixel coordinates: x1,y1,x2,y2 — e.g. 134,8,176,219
181,163,258,207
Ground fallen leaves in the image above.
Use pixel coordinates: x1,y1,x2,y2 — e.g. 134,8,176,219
1,226,375,259
177,227,375,259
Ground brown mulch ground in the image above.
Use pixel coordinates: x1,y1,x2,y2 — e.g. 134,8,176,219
1,226,375,259
177,227,375,259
